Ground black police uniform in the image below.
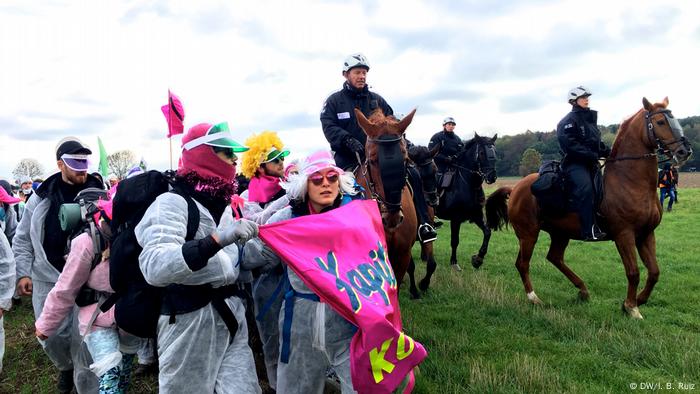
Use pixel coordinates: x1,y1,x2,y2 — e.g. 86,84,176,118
321,82,393,170
428,130,464,174
556,105,610,239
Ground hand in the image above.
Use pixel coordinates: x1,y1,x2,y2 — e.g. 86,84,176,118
344,137,365,155
445,155,455,165
35,329,48,340
17,277,32,296
213,219,259,247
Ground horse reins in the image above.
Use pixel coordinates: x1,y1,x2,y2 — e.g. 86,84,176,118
603,108,685,167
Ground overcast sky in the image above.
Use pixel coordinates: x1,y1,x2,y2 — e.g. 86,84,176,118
1,0,699,179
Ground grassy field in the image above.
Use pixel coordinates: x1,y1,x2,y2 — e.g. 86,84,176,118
400,186,700,393
2,187,698,393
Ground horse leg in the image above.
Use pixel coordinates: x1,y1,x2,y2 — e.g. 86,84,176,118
419,243,436,292
516,235,542,304
546,235,589,301
471,214,491,269
407,256,421,299
635,232,660,306
614,233,643,319
450,219,462,271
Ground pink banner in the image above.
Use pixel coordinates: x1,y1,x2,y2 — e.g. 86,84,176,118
259,200,427,393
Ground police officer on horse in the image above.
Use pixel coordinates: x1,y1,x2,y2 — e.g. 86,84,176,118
429,117,464,178
556,86,611,241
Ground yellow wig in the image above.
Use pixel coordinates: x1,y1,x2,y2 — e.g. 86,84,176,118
241,131,285,179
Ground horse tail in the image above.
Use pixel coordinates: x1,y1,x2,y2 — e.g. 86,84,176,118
486,187,511,230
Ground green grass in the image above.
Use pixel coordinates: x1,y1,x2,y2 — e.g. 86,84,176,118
2,189,698,393
400,188,700,393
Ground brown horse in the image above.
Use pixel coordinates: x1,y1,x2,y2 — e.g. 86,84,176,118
485,97,692,319
353,108,418,287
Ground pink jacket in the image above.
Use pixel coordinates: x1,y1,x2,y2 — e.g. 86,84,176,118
35,233,115,337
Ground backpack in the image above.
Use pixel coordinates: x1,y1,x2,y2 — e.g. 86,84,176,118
58,187,110,307
100,170,200,338
530,161,567,215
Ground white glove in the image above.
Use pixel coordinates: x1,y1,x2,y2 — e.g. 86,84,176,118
214,219,259,246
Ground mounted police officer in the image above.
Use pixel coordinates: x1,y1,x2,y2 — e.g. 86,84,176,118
321,53,437,243
429,117,464,177
556,86,610,241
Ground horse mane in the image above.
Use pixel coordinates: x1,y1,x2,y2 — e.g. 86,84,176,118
408,144,430,164
610,108,644,157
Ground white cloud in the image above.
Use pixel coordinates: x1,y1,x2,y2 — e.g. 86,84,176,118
1,0,699,180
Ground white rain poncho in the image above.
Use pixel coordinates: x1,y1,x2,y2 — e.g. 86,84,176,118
12,192,98,393
135,192,260,394
263,207,357,394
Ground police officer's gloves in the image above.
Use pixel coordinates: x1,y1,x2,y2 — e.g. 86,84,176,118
214,219,259,247
344,137,365,155
445,155,456,165
599,142,611,158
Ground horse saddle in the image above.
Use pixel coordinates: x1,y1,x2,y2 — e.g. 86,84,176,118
531,161,605,217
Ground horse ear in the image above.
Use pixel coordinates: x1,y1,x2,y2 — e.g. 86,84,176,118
397,108,417,134
429,143,441,158
354,108,376,138
642,97,653,111
474,132,480,138
491,133,498,142
662,96,669,107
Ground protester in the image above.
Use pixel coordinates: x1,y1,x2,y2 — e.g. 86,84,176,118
135,122,261,393
658,162,678,212
13,137,103,393
0,225,15,373
0,181,19,244
35,198,140,393
247,150,361,393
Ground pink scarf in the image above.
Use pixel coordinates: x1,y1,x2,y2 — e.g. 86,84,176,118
248,173,282,203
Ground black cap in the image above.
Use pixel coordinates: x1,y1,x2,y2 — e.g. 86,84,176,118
56,138,92,160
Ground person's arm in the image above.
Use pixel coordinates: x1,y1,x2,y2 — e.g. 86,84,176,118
0,232,15,317
35,233,93,337
557,119,597,162
4,206,17,244
12,194,39,292
429,134,451,167
321,95,353,151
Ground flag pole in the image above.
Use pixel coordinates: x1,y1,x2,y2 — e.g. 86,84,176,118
169,137,173,170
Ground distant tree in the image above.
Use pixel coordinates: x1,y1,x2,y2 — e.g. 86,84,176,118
519,148,542,176
12,158,44,180
108,150,137,179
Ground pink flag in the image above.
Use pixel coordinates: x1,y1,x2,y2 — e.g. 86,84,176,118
259,200,427,394
161,90,185,137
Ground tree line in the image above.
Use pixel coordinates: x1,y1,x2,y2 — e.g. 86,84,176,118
494,115,700,177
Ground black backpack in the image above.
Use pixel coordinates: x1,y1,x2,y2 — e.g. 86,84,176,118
101,170,199,338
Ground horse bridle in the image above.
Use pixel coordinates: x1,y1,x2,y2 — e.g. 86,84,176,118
452,142,496,183
356,135,406,213
606,108,686,163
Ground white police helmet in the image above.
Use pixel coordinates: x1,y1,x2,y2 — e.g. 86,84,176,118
343,53,370,73
443,116,456,126
568,86,592,103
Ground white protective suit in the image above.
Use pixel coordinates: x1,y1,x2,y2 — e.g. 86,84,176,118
240,190,289,390
0,230,16,372
135,192,261,394
260,207,357,394
12,189,98,393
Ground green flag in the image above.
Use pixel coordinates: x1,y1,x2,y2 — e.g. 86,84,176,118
98,137,109,178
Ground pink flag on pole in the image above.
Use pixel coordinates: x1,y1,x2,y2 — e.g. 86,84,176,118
259,200,427,394
161,89,185,137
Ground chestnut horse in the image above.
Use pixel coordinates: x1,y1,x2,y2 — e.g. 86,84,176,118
353,108,418,288
485,97,692,319
406,144,440,297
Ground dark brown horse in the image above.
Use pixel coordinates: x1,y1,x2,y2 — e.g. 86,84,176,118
406,144,440,298
354,108,418,286
486,97,692,319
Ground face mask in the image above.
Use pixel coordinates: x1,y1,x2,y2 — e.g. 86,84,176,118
22,187,32,195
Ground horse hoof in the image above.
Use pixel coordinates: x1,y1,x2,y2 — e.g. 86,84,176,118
471,255,484,269
623,304,644,319
418,279,430,292
410,291,421,300
451,263,463,272
578,290,590,301
527,291,543,305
